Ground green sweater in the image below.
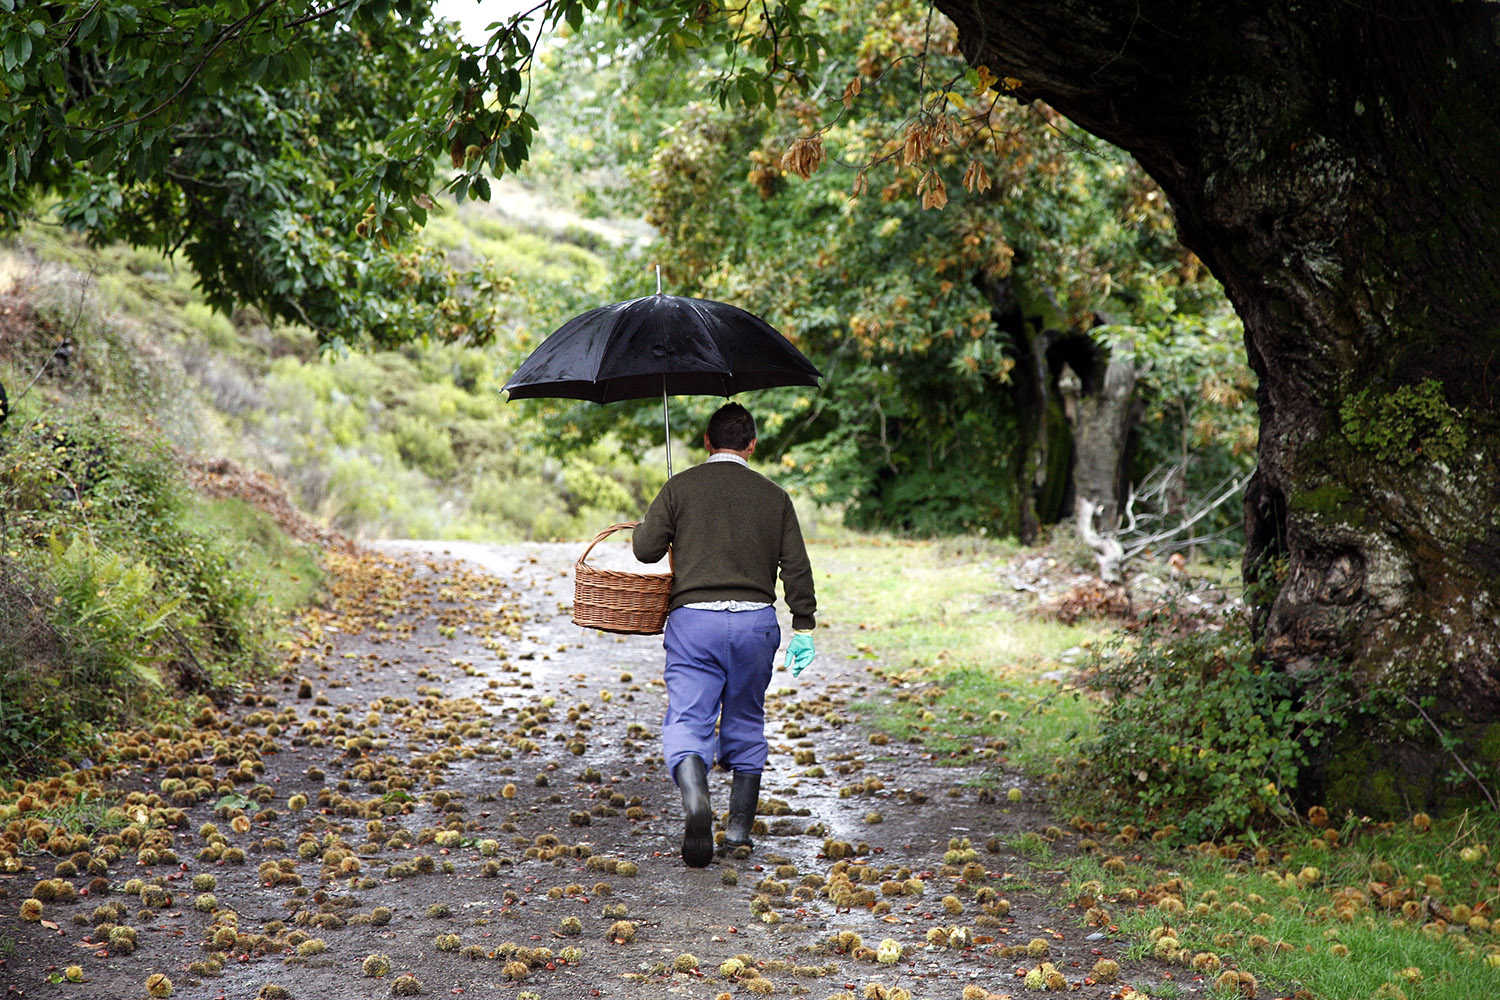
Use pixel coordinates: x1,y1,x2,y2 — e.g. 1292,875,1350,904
632,460,817,631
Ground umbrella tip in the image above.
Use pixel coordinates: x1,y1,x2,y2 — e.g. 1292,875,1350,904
654,263,662,295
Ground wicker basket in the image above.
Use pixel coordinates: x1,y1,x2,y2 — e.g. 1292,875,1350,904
572,522,673,635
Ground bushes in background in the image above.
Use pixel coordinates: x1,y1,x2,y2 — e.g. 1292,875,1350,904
251,346,666,540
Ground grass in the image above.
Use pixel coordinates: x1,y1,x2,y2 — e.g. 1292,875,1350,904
426,201,609,292
1062,808,1500,1000
8,791,130,844
1005,831,1059,864
815,537,1110,776
181,496,325,614
820,538,1500,1000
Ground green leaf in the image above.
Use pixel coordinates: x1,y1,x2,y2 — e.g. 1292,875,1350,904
215,793,254,812
737,76,760,109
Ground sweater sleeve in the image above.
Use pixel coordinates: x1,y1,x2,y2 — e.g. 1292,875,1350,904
632,485,673,564
778,497,817,631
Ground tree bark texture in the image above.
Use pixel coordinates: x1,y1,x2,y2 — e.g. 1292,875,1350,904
939,0,1500,806
1062,350,1138,583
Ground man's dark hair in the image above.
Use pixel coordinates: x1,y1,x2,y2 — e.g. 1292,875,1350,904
706,402,756,451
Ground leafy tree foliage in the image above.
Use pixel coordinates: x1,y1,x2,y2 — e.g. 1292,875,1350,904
533,1,1253,539
1,0,522,345
4,0,1252,540
0,0,840,344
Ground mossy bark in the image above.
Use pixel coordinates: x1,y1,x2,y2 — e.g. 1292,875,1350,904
941,0,1500,809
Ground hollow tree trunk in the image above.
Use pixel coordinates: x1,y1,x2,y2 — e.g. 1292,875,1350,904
977,273,1073,542
1061,351,1137,583
938,0,1500,811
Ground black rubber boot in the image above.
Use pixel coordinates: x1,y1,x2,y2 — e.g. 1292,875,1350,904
723,770,761,852
674,756,714,868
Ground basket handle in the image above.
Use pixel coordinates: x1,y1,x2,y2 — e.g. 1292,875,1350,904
577,521,674,572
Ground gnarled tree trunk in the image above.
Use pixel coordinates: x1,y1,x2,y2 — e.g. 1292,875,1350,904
1061,350,1137,584
938,0,1500,812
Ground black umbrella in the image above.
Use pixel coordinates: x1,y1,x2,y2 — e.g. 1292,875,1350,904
503,288,821,474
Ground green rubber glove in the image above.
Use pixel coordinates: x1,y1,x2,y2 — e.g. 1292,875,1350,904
785,632,816,677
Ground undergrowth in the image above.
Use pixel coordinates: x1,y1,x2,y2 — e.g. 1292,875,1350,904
1067,623,1353,841
9,213,673,542
0,404,299,775
836,541,1500,999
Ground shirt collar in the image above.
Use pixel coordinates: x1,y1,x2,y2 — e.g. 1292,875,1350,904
705,452,748,467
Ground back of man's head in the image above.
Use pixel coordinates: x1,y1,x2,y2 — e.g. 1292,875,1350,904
707,403,756,451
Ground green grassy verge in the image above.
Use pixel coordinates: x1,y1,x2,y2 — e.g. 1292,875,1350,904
0,402,320,774
0,233,332,775
1061,807,1500,1000
822,539,1500,1000
181,496,326,615
817,538,1108,778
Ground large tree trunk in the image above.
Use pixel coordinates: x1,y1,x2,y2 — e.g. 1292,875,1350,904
938,0,1500,812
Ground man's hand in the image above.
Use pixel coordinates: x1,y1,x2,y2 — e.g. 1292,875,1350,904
784,632,816,677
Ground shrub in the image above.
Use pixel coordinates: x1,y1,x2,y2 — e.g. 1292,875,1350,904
1071,621,1350,839
49,535,178,692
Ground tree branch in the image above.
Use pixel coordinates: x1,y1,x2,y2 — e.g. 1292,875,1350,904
69,0,284,137
1121,469,1252,561
1401,694,1500,812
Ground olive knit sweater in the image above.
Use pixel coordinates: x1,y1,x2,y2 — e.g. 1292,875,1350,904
632,460,816,631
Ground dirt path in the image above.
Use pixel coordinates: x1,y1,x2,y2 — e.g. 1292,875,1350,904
2,539,1180,999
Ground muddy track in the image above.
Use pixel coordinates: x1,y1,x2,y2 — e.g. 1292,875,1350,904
1,539,1182,999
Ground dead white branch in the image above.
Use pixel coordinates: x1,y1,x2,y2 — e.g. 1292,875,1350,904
1120,466,1255,564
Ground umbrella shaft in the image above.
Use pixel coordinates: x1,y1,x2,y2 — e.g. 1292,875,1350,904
663,379,673,478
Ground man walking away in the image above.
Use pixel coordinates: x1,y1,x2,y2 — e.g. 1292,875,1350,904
632,403,817,867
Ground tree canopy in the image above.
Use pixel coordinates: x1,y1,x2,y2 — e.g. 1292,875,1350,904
1,0,837,343
3,0,513,344
531,1,1252,540
1,0,1253,536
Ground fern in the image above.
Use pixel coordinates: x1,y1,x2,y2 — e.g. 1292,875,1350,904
50,537,181,691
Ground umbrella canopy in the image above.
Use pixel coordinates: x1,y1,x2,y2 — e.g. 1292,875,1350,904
502,294,821,403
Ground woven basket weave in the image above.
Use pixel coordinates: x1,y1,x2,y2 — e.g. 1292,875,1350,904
572,522,673,635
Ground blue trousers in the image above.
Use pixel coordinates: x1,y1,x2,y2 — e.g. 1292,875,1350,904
662,606,780,779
